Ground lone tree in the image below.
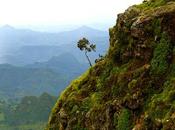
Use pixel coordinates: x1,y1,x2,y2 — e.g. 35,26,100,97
77,37,96,67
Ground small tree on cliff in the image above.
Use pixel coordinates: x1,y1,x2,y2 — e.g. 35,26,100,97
77,38,96,67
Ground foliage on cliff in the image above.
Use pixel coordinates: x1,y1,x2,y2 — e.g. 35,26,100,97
46,0,175,129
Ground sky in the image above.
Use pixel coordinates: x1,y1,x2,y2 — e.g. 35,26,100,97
0,0,143,31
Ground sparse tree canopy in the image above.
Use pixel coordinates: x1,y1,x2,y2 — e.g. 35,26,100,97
77,38,96,67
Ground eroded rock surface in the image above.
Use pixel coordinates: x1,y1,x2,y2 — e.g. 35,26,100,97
46,0,175,129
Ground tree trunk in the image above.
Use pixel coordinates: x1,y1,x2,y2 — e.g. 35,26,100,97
85,51,92,67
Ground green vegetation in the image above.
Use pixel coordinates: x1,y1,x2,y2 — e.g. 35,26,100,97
148,79,175,118
77,37,96,67
0,122,45,130
117,109,131,130
0,64,68,100
136,0,169,10
150,32,171,76
46,0,175,130
0,93,56,130
0,113,4,122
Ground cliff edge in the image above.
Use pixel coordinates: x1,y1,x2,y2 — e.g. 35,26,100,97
46,0,175,129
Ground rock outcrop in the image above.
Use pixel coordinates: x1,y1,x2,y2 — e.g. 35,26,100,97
46,0,175,129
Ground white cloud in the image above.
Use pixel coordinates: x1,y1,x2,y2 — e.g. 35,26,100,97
0,0,143,26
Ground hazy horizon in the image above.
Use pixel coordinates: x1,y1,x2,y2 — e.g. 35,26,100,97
0,23,112,32
0,0,143,32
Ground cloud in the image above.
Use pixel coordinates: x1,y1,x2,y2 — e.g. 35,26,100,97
0,0,143,25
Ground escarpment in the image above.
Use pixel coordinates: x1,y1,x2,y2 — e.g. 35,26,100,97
46,0,175,129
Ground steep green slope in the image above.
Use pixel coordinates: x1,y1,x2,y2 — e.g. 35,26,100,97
46,0,175,129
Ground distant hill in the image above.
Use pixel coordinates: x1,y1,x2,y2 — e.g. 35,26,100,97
0,25,108,47
0,92,56,130
0,53,89,100
26,53,88,79
0,64,69,100
0,41,108,66
0,25,108,99
0,45,65,65
57,25,107,39
0,25,108,65
3,92,57,125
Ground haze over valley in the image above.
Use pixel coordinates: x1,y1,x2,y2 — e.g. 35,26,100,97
0,0,144,129
0,24,109,130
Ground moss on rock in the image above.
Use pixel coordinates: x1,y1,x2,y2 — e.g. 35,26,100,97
46,0,175,130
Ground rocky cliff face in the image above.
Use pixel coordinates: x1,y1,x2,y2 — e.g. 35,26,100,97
46,0,175,129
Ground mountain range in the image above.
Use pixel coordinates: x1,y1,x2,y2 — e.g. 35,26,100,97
0,64,67,100
0,53,90,101
0,25,109,65
0,25,108,100
0,25,108,47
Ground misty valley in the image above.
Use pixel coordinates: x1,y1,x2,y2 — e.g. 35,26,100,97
0,25,108,130
2,0,175,129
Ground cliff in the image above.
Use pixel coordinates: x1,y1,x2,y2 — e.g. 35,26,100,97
46,0,175,129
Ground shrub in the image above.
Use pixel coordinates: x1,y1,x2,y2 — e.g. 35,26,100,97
150,32,171,76
117,108,131,130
